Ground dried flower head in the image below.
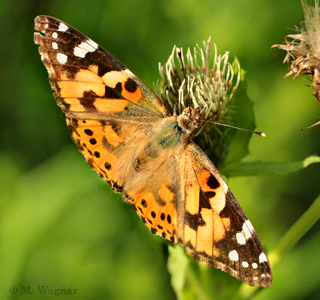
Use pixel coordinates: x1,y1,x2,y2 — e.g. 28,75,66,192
154,38,241,161
272,0,320,129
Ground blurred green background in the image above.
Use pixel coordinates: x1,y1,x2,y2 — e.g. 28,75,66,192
1,0,320,299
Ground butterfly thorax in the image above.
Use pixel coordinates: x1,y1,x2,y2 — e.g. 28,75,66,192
131,107,205,174
153,105,205,151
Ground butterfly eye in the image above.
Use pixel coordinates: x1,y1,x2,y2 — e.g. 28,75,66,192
174,124,184,133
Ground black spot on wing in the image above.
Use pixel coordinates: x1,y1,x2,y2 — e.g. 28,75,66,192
84,129,93,136
167,214,172,224
79,90,97,109
151,227,158,234
207,174,220,189
185,211,205,231
199,190,211,209
141,199,148,208
97,64,117,77
115,82,122,94
124,77,137,93
89,138,97,145
205,191,216,198
104,85,122,99
104,162,111,170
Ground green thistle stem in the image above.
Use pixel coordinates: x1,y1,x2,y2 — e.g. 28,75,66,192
269,194,320,265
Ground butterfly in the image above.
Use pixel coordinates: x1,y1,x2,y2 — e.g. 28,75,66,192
34,15,272,287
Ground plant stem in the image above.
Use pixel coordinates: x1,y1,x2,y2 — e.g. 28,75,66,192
269,193,320,266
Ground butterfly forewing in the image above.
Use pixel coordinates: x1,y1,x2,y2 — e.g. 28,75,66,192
34,15,169,121
179,143,272,287
34,15,272,287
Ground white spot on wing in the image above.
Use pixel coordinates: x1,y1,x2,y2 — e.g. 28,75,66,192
245,219,254,231
87,39,98,49
74,46,87,58
74,42,96,58
52,42,58,50
58,22,68,32
252,263,258,269
80,42,96,52
52,32,58,39
228,250,239,262
57,53,68,64
259,252,268,263
242,220,253,240
236,232,246,245
242,261,249,268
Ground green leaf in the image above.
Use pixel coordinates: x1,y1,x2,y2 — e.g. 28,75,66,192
167,245,189,300
223,78,256,165
221,155,320,177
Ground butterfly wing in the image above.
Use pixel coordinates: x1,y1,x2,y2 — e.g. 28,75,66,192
34,15,272,287
177,142,272,287
34,16,170,191
34,15,169,121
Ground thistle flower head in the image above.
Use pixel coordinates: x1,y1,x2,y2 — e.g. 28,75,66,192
272,0,320,75
155,38,241,154
272,0,320,127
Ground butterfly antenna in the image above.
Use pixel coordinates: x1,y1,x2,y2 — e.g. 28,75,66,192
301,119,320,131
199,119,266,137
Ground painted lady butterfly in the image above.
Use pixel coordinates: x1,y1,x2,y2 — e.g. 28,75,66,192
34,15,272,287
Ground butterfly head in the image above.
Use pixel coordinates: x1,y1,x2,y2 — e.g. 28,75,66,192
176,105,206,134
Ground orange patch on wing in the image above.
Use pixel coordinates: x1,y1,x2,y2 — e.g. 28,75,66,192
209,187,226,214
198,170,212,191
75,69,102,83
139,192,158,219
196,208,213,255
93,99,129,112
88,65,99,74
212,213,226,242
100,151,121,183
184,225,197,249
103,124,123,147
135,191,155,208
102,70,142,103
198,170,226,214
63,98,87,112
70,122,122,186
121,85,142,103
102,70,128,88
58,70,105,98
158,183,174,203
222,217,231,230
185,184,200,214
